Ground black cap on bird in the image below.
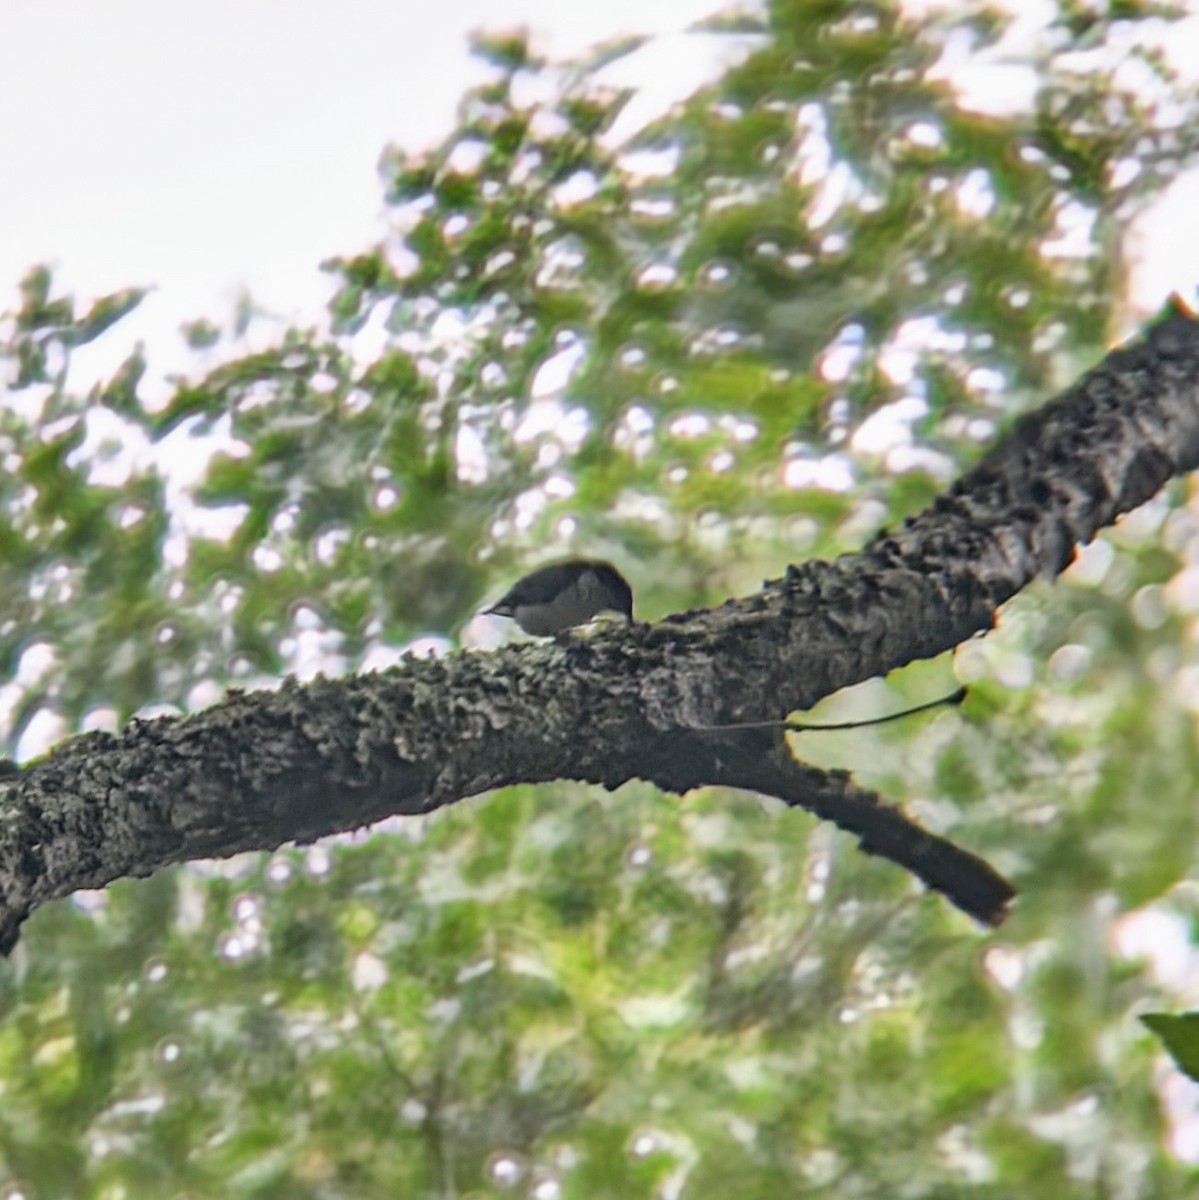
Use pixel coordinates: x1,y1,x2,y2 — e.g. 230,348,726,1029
484,559,634,636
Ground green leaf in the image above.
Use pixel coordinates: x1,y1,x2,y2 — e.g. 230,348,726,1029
64,286,149,347
1142,1012,1199,1081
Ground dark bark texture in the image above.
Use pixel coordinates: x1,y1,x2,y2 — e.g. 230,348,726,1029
2,301,1198,952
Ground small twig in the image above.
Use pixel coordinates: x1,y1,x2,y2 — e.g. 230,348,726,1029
691,686,967,734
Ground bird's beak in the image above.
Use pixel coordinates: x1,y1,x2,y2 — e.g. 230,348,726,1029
483,603,512,617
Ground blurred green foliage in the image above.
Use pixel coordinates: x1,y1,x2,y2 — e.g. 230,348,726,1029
1,0,1199,1195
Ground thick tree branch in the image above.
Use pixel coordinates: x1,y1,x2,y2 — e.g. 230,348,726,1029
1,300,1197,951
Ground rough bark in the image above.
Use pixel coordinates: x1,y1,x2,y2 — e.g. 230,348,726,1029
2,300,1197,952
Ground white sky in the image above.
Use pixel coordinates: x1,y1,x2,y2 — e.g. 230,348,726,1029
1,0,1198,394
0,0,733,386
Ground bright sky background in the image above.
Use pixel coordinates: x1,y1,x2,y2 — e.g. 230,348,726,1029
1,0,1198,395
0,0,746,392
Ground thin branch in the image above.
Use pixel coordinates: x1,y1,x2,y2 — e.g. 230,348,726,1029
642,727,1014,926
689,686,967,732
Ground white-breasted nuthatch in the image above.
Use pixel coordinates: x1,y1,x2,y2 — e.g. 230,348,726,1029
484,559,634,636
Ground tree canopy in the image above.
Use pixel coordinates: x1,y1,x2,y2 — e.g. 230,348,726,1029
2,1,1199,1196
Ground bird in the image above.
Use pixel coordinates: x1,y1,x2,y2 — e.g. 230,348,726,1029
483,559,634,636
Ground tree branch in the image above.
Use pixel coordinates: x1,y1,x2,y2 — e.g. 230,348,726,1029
1,300,1197,951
